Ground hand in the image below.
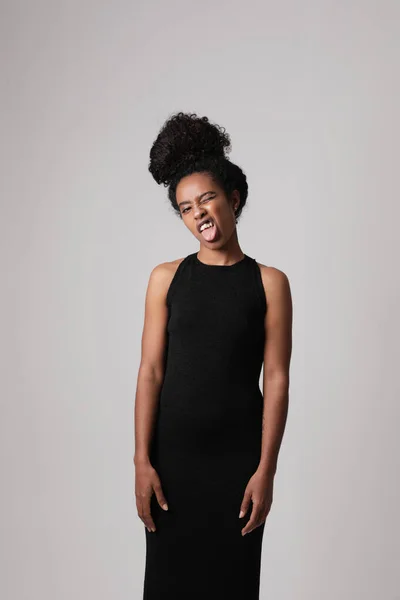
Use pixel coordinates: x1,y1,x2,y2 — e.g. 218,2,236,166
238,468,274,536
134,459,168,532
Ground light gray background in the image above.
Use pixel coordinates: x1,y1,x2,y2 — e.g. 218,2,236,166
1,1,399,598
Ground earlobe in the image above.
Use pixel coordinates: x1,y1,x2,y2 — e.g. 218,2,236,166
230,190,240,215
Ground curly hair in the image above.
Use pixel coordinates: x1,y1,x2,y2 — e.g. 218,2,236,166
148,112,248,221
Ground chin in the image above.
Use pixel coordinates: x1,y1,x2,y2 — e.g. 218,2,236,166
203,241,225,249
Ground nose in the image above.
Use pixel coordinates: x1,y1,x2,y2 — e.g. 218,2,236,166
194,204,207,220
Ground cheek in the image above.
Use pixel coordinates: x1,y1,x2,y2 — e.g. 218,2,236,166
216,206,235,228
183,216,199,234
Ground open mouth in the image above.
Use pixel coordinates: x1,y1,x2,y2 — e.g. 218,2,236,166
198,219,218,242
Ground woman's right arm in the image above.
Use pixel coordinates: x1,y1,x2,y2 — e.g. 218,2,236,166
133,261,175,532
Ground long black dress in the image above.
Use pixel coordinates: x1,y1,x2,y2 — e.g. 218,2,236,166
143,251,267,600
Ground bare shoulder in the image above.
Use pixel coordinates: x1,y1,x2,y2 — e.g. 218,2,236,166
256,261,290,287
255,261,292,304
147,256,186,297
151,256,186,280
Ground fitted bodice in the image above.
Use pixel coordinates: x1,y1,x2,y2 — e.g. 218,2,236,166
159,252,267,418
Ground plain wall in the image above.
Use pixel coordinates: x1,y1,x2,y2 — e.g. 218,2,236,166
1,1,399,598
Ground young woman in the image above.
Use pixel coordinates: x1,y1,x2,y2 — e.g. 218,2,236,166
134,112,292,599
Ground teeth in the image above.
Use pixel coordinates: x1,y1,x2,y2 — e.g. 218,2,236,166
199,221,213,232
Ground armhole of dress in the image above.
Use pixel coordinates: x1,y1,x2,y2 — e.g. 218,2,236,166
253,259,268,315
166,255,189,308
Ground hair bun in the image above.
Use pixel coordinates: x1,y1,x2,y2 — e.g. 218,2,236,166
149,112,231,186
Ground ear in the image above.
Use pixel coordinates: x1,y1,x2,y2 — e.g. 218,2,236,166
231,189,240,213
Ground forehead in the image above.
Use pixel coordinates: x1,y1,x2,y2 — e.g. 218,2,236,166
176,172,222,201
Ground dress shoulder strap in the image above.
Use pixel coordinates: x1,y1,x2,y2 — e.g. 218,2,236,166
166,254,192,308
250,257,267,314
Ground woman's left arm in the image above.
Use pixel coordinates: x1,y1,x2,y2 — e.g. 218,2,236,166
258,266,293,476
239,265,292,535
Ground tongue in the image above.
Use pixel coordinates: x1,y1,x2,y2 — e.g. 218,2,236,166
201,223,218,242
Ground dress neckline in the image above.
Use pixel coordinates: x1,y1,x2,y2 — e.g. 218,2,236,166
193,252,249,269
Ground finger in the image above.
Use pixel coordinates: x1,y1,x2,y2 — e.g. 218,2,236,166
153,481,168,511
241,501,261,536
138,495,156,532
239,489,252,518
137,496,151,532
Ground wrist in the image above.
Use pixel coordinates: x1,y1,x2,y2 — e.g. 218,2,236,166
257,460,276,479
133,453,151,466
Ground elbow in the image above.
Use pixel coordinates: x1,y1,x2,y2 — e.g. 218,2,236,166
138,361,165,386
264,368,290,388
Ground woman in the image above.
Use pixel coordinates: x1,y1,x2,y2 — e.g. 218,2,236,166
134,112,292,599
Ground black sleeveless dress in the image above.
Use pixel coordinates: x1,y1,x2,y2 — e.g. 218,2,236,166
143,251,267,600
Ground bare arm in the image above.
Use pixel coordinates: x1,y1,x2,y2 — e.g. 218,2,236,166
134,263,171,466
239,265,292,536
258,266,293,476
133,260,181,532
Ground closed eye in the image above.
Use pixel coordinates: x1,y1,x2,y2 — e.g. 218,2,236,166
181,194,216,215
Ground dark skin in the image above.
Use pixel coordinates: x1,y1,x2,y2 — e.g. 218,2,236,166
134,171,292,535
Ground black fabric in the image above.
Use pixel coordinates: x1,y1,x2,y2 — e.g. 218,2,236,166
143,251,267,599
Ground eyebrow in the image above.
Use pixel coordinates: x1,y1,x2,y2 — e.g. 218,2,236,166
177,190,216,209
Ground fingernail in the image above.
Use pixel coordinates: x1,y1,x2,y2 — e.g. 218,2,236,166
162,503,168,511
239,510,244,518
